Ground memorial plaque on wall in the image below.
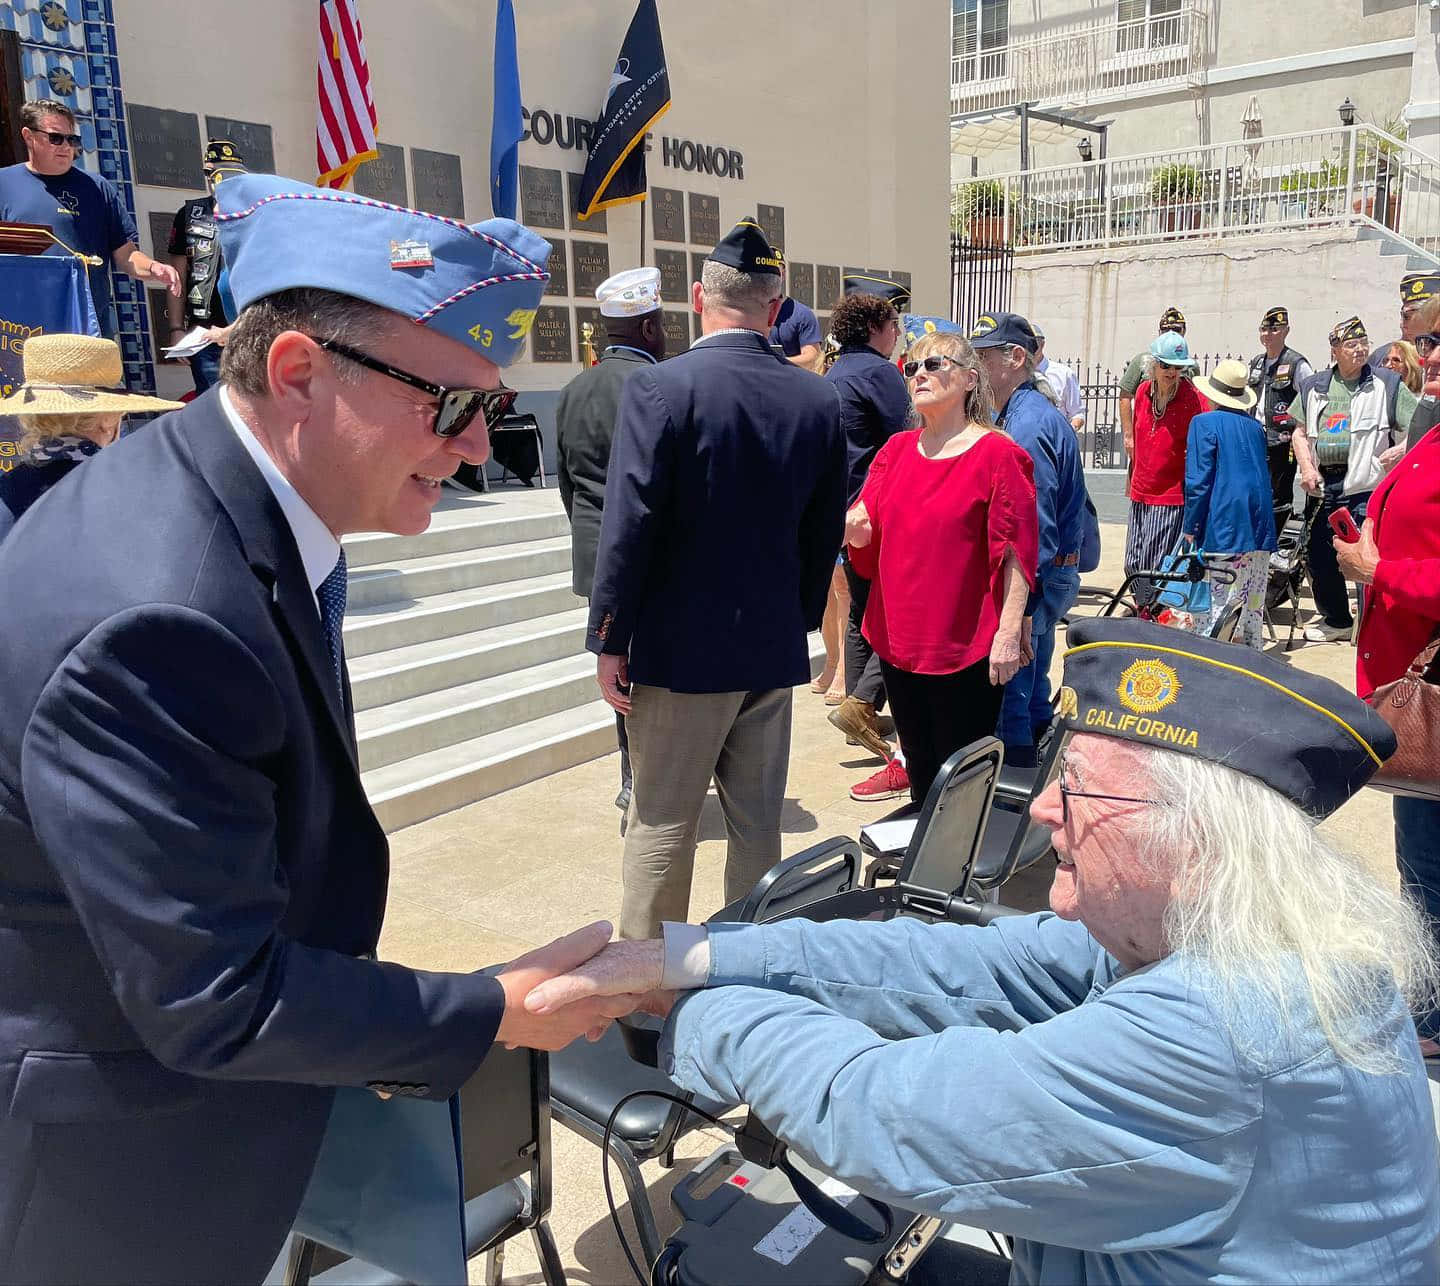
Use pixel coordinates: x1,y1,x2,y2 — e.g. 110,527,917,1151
816,265,841,309
655,248,688,304
543,238,568,297
572,239,610,297
412,148,463,218
204,116,274,174
574,306,608,359
531,305,573,363
756,203,785,252
128,104,204,189
789,262,815,309
815,312,831,340
690,252,708,289
147,210,174,260
353,142,408,206
692,311,704,343
148,288,175,362
566,172,606,233
688,191,720,246
519,165,565,230
890,269,912,294
651,187,685,243
661,309,690,356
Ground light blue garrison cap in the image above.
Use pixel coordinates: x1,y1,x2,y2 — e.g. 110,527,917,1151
214,174,550,367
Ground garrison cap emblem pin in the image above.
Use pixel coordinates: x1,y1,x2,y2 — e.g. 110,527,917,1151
1055,686,1079,720
506,307,537,340
1117,659,1181,715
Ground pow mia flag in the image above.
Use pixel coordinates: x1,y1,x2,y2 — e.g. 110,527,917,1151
575,0,670,221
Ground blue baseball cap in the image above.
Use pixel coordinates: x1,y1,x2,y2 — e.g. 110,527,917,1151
215,174,550,368
1149,330,1198,370
968,311,1039,353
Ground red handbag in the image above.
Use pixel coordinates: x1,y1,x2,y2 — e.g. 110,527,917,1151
1367,632,1440,800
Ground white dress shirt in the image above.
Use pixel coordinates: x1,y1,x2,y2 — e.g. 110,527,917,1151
218,385,341,618
1038,355,1085,425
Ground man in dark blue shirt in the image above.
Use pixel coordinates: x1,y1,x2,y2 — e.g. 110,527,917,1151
972,312,1089,767
0,100,179,337
767,252,822,366
824,285,914,789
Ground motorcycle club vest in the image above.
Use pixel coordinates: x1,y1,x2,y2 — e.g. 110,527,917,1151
179,195,225,325
1247,346,1307,446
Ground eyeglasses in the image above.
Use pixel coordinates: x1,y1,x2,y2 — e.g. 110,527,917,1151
902,355,956,378
1258,324,1283,333
1337,338,1370,352
1057,752,1158,827
315,337,517,438
30,128,82,148
1416,334,1440,357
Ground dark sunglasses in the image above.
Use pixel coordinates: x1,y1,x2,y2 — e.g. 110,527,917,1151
31,128,82,148
902,355,956,378
1416,334,1440,358
315,337,517,438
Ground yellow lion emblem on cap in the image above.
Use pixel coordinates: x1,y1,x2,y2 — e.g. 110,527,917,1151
1117,659,1181,715
506,308,537,340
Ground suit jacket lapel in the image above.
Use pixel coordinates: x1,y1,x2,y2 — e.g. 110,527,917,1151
176,392,359,766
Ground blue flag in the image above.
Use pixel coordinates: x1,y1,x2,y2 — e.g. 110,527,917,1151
489,0,522,219
576,0,670,221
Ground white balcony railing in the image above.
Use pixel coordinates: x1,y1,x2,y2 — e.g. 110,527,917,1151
949,124,1440,265
950,2,1209,118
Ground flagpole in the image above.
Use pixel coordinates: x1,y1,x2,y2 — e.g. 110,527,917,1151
639,188,647,268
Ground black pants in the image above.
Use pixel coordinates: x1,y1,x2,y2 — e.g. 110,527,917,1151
842,557,886,711
881,656,1004,803
1306,474,1370,628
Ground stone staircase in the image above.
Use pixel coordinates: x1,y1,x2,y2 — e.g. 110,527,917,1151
344,488,615,833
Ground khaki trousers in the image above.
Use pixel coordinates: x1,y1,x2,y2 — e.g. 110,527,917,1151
619,684,793,940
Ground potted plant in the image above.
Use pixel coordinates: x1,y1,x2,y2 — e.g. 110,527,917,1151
954,178,1009,246
1279,160,1344,220
1149,162,1204,232
1352,116,1406,229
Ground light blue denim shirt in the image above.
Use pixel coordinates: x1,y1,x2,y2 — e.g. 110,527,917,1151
658,913,1439,1284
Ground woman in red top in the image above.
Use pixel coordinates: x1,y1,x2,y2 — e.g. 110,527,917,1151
846,331,1037,802
1337,303,1440,1052
1125,331,1209,594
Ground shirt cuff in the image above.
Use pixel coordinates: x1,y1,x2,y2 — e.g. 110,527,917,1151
661,922,713,989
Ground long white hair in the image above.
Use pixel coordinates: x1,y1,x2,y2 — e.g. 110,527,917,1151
1145,748,1437,1074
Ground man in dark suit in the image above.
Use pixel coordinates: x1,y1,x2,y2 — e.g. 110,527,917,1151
556,266,666,821
0,173,629,1284
587,218,847,940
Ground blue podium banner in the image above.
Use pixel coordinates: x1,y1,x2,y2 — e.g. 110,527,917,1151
1,254,100,475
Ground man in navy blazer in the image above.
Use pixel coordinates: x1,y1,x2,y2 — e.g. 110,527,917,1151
0,175,629,1284
587,218,846,940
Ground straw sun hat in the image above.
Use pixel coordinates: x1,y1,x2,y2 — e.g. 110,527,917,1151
1195,358,1259,413
0,334,183,417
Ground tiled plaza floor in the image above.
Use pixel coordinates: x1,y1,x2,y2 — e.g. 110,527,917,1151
377,521,1395,1283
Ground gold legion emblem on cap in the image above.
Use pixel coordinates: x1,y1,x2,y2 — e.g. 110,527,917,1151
1055,686,1079,719
1117,659,1181,715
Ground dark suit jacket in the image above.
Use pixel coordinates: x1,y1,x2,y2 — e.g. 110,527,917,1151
585,329,846,694
0,393,504,1283
555,346,657,596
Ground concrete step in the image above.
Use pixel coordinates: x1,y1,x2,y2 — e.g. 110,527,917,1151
364,700,618,833
347,536,572,609
356,653,596,772
343,572,582,659
344,508,570,570
348,608,587,711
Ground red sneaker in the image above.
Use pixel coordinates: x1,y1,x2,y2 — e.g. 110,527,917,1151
850,759,911,802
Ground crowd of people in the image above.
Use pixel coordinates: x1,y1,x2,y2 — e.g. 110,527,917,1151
0,90,1438,1281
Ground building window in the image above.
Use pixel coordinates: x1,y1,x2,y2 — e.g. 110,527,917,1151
952,0,1009,84
1117,0,1182,53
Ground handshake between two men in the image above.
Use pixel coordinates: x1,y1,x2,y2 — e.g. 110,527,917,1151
491,922,673,1051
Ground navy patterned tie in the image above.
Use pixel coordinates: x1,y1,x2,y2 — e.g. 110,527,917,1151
317,551,348,692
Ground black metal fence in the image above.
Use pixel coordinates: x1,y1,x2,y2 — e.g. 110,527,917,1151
1056,351,1244,469
950,235,1013,331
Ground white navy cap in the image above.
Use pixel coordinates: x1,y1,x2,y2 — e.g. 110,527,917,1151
597,267,662,318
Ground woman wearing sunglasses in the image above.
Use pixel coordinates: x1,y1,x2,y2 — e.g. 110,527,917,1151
845,332,1037,802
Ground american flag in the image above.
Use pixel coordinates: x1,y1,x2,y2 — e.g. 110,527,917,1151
316,0,379,190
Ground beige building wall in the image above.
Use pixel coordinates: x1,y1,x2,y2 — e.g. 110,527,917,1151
111,0,950,403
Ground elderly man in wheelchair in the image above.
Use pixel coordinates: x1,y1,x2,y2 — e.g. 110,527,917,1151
529,618,1439,1284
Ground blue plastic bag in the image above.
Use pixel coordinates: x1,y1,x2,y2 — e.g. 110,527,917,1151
290,1087,467,1285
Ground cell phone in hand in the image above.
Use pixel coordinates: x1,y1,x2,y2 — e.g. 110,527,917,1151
1328,507,1361,544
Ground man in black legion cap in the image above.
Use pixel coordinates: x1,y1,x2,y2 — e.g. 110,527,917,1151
1246,305,1313,511
586,217,847,940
